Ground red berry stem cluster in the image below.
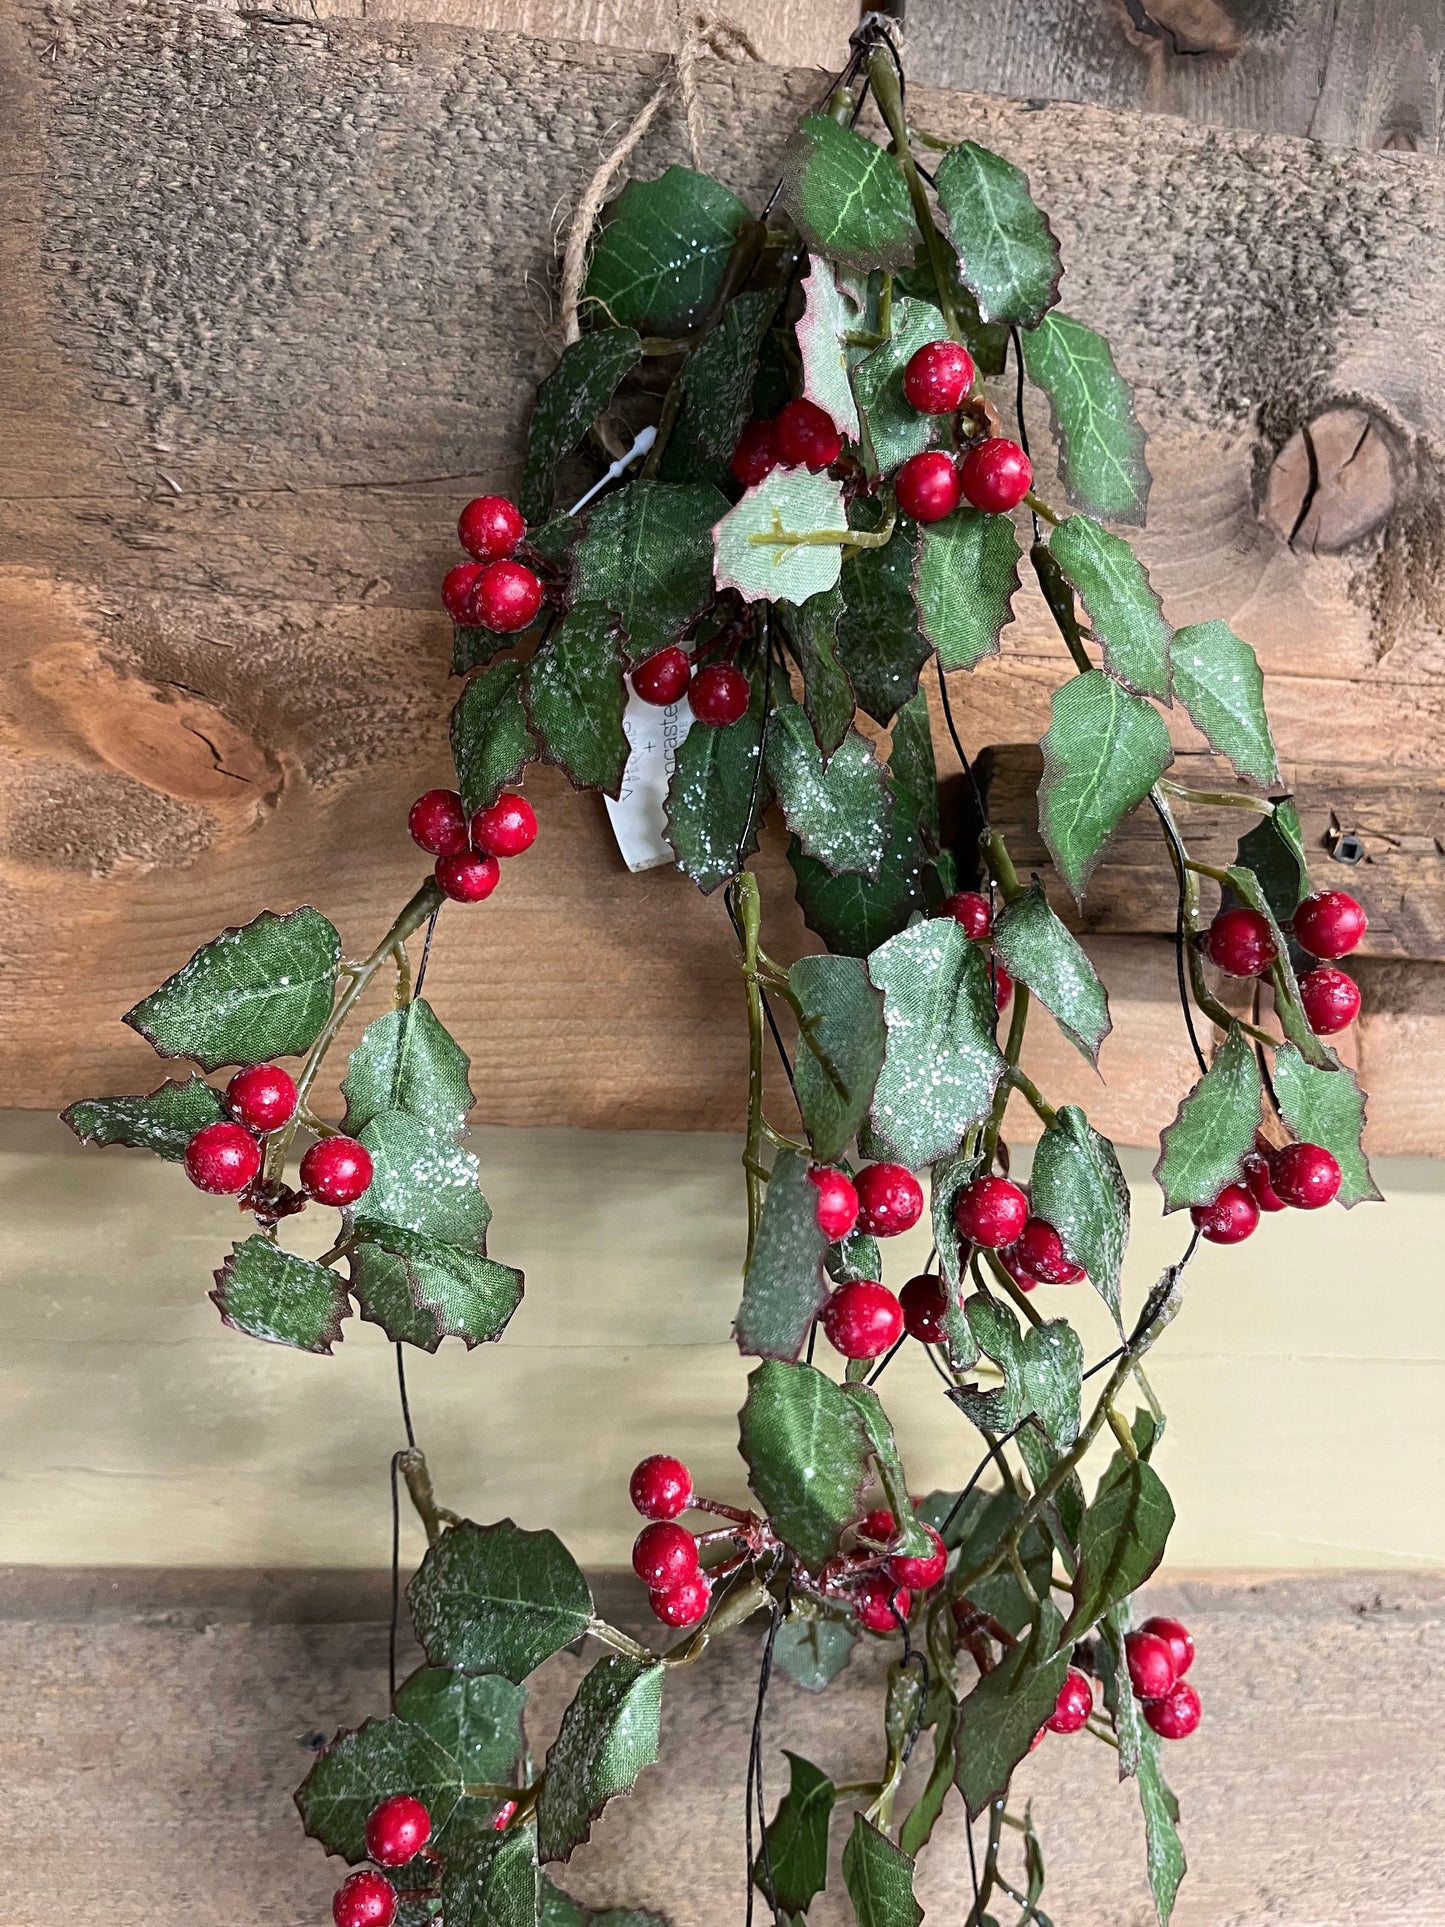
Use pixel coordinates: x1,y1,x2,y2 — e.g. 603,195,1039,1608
183,1061,374,1217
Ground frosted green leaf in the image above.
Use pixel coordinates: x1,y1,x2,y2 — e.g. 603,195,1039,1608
1272,1045,1381,1206
349,1245,445,1352
739,1360,871,1569
851,297,951,472
536,1657,664,1862
952,1293,1083,1448
1170,620,1279,786
524,603,630,798
1062,1450,1175,1646
679,287,782,462
521,328,641,522
934,140,1061,327
777,587,853,763
713,469,848,606
296,1713,496,1865
1039,670,1172,900
780,116,917,272
665,667,767,893
755,1752,836,1916
788,825,925,958
451,660,537,816
341,999,473,1141
583,166,751,334
1022,313,1150,524
1154,1025,1261,1211
1049,515,1171,699
955,1602,1070,1818
735,1149,830,1362
211,1237,349,1354
766,706,892,878
992,882,1111,1063
393,1665,528,1787
409,1519,593,1682
836,518,930,724
1029,1105,1130,1327
1099,1607,1187,1925
63,1077,225,1161
574,481,726,660
841,1814,923,1927
789,953,887,1163
913,508,1022,671
796,256,861,439
442,1822,539,1927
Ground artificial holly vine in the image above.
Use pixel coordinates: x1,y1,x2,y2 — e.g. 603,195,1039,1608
66,19,1382,1927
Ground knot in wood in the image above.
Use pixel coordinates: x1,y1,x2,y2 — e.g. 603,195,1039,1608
1261,407,1395,554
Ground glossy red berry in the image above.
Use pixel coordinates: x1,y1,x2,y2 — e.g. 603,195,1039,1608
822,1280,904,1359
435,851,501,903
366,1793,432,1867
1293,890,1367,960
888,1522,948,1591
630,1454,693,1521
959,438,1032,513
809,1165,860,1242
855,1574,911,1633
954,1175,1029,1250
939,891,991,939
902,338,976,414
1206,906,1277,977
1243,1152,1287,1214
1299,965,1361,1035
895,449,963,523
1046,1667,1094,1735
441,561,484,624
185,1121,261,1196
990,961,1014,1013
333,1870,398,1927
632,1520,698,1591
458,495,525,562
1268,1141,1341,1209
854,1163,924,1237
300,1135,374,1207
774,399,843,471
493,1799,518,1830
408,789,470,858
651,1572,711,1627
1125,1629,1177,1701
1139,1615,1195,1680
472,559,543,634
1190,1183,1259,1245
473,792,537,859
1144,1680,1201,1740
900,1272,950,1345
859,1507,897,1543
1010,1218,1084,1285
690,664,751,727
632,646,692,707
997,1244,1038,1293
730,417,777,488
225,1064,298,1134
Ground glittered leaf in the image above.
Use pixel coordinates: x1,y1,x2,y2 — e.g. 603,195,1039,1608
536,1657,664,1863
521,329,642,523
1100,1607,1187,1926
773,1604,859,1692
777,587,853,763
852,297,951,471
1062,1452,1175,1646
788,824,926,959
296,1714,481,1865
828,1224,883,1285
349,1245,446,1352
888,691,940,844
836,519,931,724
679,287,782,463
409,1519,594,1683
1039,670,1172,900
992,882,1111,1064
341,999,474,1141
665,667,767,894
929,1150,986,1371
583,166,751,335
442,1821,539,1927
63,1076,224,1161
735,1149,831,1362
767,707,892,878
780,117,917,272
952,1293,1083,1448
789,953,887,1164
1170,620,1279,786
935,140,1061,327
1022,313,1150,524
211,1237,349,1353
394,1665,528,1787
1049,516,1171,699
841,1814,923,1927
955,1601,1070,1818
574,481,726,660
451,660,537,816
797,257,861,439
913,508,1022,671
1271,1045,1381,1206
1154,1025,1261,1212
524,603,630,798
713,469,848,606
755,1751,836,1915
1028,1105,1130,1327
739,1360,871,1569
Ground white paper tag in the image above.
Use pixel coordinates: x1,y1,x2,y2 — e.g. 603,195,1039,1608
604,686,695,871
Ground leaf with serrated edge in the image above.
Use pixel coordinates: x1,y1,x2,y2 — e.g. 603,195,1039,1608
408,1519,594,1683
665,668,767,894
1039,670,1172,900
739,1360,871,1569
955,1601,1070,1818
1235,803,1310,930
451,661,537,816
296,1714,474,1864
1022,312,1151,524
442,1821,539,1927
789,954,887,1164
796,257,861,439
953,1293,1083,1448
680,286,781,463
789,826,925,958
521,329,641,523
1170,620,1278,786
993,882,1111,1065
828,1222,882,1284
1272,1044,1382,1206
755,1751,836,1915
780,117,917,272
1154,1025,1261,1212
773,1605,858,1691
349,1244,444,1352
735,1149,831,1362
777,587,853,764
713,470,848,606
913,508,1022,671
393,1665,528,1787
524,603,630,798
837,518,931,724
1099,1605,1187,1925
63,1077,225,1161
211,1238,349,1354
583,166,750,335
843,1383,932,1557
841,1813,924,1927
888,691,940,843
574,482,727,660
1049,516,1171,700
341,999,473,1142
935,140,1062,327
852,297,951,472
1062,1452,1174,1647
1028,1104,1130,1328
536,1657,664,1863
767,707,893,878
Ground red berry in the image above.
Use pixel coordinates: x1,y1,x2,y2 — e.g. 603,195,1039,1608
225,1063,298,1134
1243,1152,1287,1214
900,1272,950,1345
902,339,976,414
632,1520,698,1591
184,1120,262,1195
821,1281,904,1360
632,646,692,707
1046,1667,1094,1735
1190,1183,1259,1245
408,789,470,857
690,664,750,727
493,1799,518,1830
855,1573,911,1634
333,1871,397,1927
1268,1141,1341,1210
1293,890,1367,960
888,1522,947,1591
458,495,525,562
953,1175,1029,1250
441,561,484,624
1010,1218,1084,1285
895,449,963,522
1144,1680,1201,1740
859,1507,896,1543
997,1244,1038,1293
300,1135,374,1208
650,1572,711,1627
959,438,1032,513
1139,1615,1195,1680
809,1166,860,1242
630,1454,693,1521
435,850,501,903
990,961,1014,1013
939,891,991,939
1299,965,1361,1035
1206,906,1278,977
365,1793,431,1867
854,1163,924,1237
473,792,537,859
774,399,843,471
1125,1629,1177,1701
730,417,777,488
472,559,543,634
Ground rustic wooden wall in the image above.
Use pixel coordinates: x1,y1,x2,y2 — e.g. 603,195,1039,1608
3,0,1443,1147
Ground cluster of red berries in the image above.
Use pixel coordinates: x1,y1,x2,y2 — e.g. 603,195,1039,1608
804,1160,925,1358
330,1784,519,1926
408,786,538,904
952,1172,1085,1292
183,1063,373,1208
629,1454,713,1627
630,646,752,727
939,888,1013,1011
1031,1615,1198,1751
440,495,544,635
1206,888,1367,1033
846,1504,950,1631
1191,1130,1341,1244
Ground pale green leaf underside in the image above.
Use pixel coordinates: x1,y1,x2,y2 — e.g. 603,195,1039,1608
797,255,861,439
713,469,848,606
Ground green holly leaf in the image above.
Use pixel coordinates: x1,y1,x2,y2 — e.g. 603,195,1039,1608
211,1238,349,1353
1062,1451,1175,1646
665,667,767,893
393,1665,528,1786
952,1293,1083,1448
767,706,892,878
352,1113,523,1346
735,1149,831,1362
349,1245,448,1352
442,1821,539,1927
63,1076,225,1161
536,1657,664,1863
523,603,630,798
913,507,1022,671
843,1384,933,1557
841,1813,923,1927
1154,1024,1261,1211
521,328,642,523
796,257,861,440
777,587,854,763
852,297,951,472
955,1602,1070,1818
341,999,473,1142
894,246,1010,374
451,660,537,816
789,953,887,1164
836,518,931,724
755,1751,836,1915
297,1716,469,1864
1028,1105,1130,1326
952,1490,1053,1637
1022,312,1150,524
888,691,940,843
1099,1608,1187,1925
124,907,340,1072
1015,1422,1088,1553
866,920,1006,1168
409,1519,594,1683
713,469,848,606
573,481,725,659
1272,1045,1382,1206
992,882,1111,1064
780,116,916,272
583,166,751,335
788,825,926,958
828,1223,883,1285
539,1880,587,1927
1170,620,1279,786
773,1603,859,1691
739,1360,871,1569
899,1704,959,1858
1039,670,1172,900
1235,802,1310,930
679,287,783,463
934,140,1061,328
1048,516,1170,700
